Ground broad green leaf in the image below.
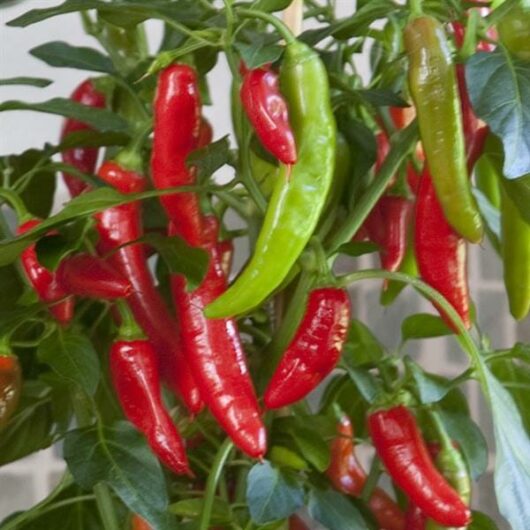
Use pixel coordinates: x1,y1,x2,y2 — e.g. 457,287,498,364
141,233,208,291
0,263,24,311
56,130,129,152
0,98,128,132
290,426,330,472
342,320,384,366
187,135,231,183
0,76,52,87
38,328,100,396
64,421,176,530
469,511,500,530
269,446,308,471
345,366,381,403
337,241,379,257
234,41,283,69
466,50,530,178
252,0,292,12
308,489,369,530
30,42,114,73
401,313,452,340
405,357,453,404
357,88,407,108
246,461,304,524
169,498,231,523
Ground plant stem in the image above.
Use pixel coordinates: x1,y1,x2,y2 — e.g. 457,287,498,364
360,456,382,503
409,0,423,17
198,438,234,530
237,8,296,44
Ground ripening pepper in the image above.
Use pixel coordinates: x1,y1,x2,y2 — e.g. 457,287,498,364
0,352,21,430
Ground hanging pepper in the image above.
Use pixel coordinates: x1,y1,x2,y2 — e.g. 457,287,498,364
404,15,483,243
0,351,21,430
368,405,471,527
170,215,266,458
240,62,297,165
60,79,106,197
110,308,190,476
95,160,203,415
56,253,132,300
264,288,351,409
206,39,336,318
17,219,74,326
151,64,204,247
327,414,406,530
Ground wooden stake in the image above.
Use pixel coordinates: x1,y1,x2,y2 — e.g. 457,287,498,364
283,0,303,37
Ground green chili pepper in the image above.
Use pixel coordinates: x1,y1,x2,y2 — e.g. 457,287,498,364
404,15,483,243
500,183,530,320
475,155,501,210
498,1,530,61
206,40,336,318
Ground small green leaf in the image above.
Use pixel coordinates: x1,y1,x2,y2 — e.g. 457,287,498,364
64,421,176,530
357,88,408,107
30,41,115,73
56,129,129,152
401,313,452,341
405,357,453,404
342,320,384,366
252,0,292,12
0,98,129,132
246,461,304,524
187,135,231,182
0,76,52,87
345,366,381,403
234,41,283,69
169,498,231,523
308,488,369,530
290,427,330,472
469,510,500,529
269,446,308,471
38,328,100,396
337,241,379,257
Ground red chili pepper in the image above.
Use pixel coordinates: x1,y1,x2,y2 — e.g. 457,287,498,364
131,515,151,530
151,64,204,247
60,79,105,197
0,353,22,429
288,515,309,530
368,405,471,527
95,161,203,415
327,414,405,530
110,338,190,475
170,217,266,458
17,219,74,326
240,63,297,165
264,288,351,409
197,117,213,149
56,253,132,300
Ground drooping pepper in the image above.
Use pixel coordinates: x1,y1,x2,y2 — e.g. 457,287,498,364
151,64,204,247
206,39,336,318
0,351,21,430
60,79,106,197
110,322,190,476
240,62,297,165
327,414,406,530
56,253,132,300
17,219,74,326
95,160,203,415
264,288,351,409
404,15,483,243
368,405,471,527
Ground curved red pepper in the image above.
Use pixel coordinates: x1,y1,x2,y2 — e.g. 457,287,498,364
110,339,190,475
0,354,22,429
327,414,406,530
151,64,204,247
95,161,203,415
57,253,131,300
170,218,266,458
60,79,106,197
368,405,471,527
240,63,297,165
264,288,351,409
17,219,74,326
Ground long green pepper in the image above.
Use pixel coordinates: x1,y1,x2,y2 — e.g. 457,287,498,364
404,15,483,243
206,40,336,318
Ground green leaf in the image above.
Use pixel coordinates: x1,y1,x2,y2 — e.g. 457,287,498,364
469,510,500,529
401,313,452,340
405,358,453,404
307,488,369,530
141,232,208,291
345,366,382,403
0,76,52,87
252,0,292,12
290,426,330,472
38,327,100,396
337,241,379,257
30,41,115,73
342,320,384,366
357,88,408,107
466,50,530,179
473,188,501,250
269,446,308,471
438,410,488,481
234,41,283,69
0,98,128,132
0,263,24,312
169,498,231,523
246,461,304,524
56,129,130,152
64,421,175,530
187,135,231,182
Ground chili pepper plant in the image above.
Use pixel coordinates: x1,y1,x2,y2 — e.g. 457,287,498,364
0,1,529,529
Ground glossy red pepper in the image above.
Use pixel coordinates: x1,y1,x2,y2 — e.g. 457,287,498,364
17,219,74,326
56,253,132,300
170,217,266,458
197,117,213,149
240,63,297,166
151,64,204,247
95,161,203,415
327,414,405,530
0,353,22,429
110,338,190,475
264,288,351,409
60,79,106,197
368,405,471,527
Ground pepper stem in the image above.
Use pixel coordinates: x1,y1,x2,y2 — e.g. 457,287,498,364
409,0,423,17
115,300,144,340
237,8,296,44
0,189,30,223
115,123,151,173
